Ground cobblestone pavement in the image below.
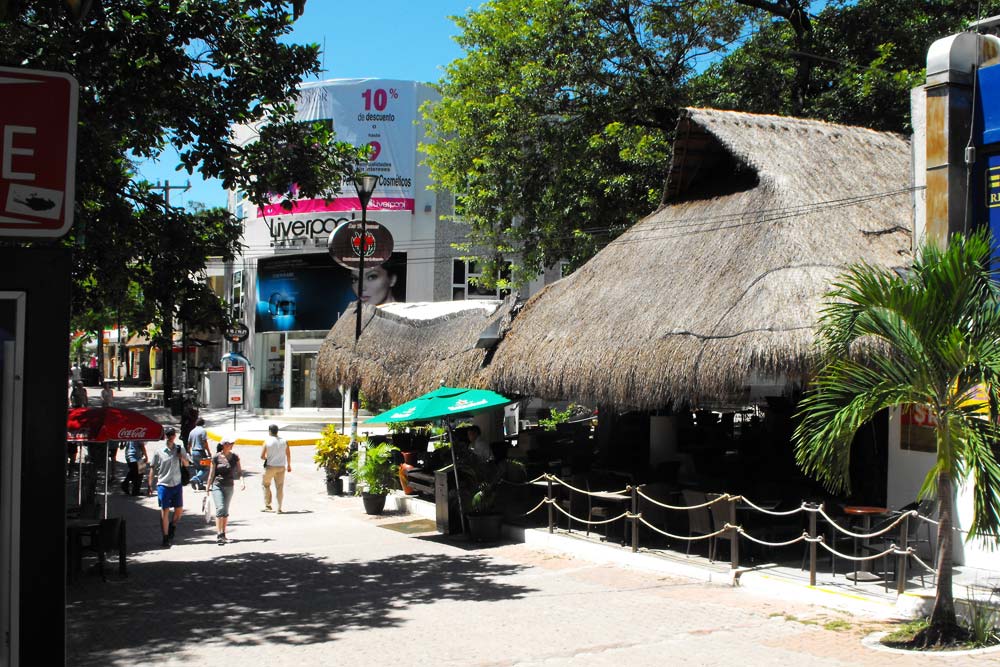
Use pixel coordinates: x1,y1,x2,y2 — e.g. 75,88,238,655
66,392,997,666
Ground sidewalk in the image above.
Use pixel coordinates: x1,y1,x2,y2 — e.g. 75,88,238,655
66,442,996,666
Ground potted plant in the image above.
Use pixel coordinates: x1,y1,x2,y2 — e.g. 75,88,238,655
346,439,399,515
460,458,525,542
314,425,351,495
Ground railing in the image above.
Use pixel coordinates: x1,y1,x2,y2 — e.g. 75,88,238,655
504,474,941,595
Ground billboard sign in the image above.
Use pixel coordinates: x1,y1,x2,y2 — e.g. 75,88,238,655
328,219,394,270
0,67,78,237
255,252,407,332
256,79,417,217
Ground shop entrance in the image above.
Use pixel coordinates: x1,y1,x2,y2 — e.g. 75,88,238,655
284,339,342,410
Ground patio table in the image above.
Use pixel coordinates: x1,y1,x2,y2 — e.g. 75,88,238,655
843,505,887,583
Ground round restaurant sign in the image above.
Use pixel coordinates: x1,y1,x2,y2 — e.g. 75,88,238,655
327,219,394,270
224,322,249,343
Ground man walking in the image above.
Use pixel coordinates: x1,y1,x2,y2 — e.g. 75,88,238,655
120,440,147,496
148,427,191,547
187,417,209,489
260,424,291,513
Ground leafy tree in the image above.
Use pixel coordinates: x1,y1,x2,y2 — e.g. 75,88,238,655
0,1,364,403
424,0,756,287
691,0,1000,133
793,230,1000,646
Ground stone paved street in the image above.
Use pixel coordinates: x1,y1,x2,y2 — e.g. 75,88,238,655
65,402,998,666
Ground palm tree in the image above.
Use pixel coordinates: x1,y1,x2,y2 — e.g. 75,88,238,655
793,230,1000,646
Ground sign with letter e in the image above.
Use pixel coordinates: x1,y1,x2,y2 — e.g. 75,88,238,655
0,67,78,238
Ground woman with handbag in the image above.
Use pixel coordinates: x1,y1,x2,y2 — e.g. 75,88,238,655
205,435,245,545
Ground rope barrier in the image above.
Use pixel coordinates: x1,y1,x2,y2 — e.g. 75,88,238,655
813,539,896,562
498,474,549,487
817,507,910,539
520,497,549,516
549,500,629,526
738,497,809,517
548,473,629,497
636,516,730,541
733,527,809,548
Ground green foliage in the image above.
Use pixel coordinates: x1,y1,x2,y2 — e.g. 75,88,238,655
459,458,525,515
423,0,753,287
314,425,351,478
793,229,1000,635
539,404,577,431
346,440,399,496
690,0,1000,133
966,589,1000,648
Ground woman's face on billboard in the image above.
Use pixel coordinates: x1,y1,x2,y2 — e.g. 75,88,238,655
352,264,397,305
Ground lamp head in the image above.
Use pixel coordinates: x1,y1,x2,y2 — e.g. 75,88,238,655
353,172,378,209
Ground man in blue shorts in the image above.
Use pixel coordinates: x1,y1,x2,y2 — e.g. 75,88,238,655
147,427,191,547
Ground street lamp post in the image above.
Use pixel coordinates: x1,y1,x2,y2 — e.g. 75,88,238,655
350,173,378,453
354,173,378,340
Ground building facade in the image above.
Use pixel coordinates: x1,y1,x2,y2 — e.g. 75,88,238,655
224,78,542,412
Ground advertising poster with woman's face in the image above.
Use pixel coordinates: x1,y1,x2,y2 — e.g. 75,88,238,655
256,252,406,332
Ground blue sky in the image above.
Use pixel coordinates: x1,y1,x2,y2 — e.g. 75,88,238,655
136,1,476,209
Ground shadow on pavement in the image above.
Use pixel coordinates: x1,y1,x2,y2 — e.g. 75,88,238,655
66,551,534,662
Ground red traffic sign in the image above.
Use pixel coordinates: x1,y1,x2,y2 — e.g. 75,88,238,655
0,67,78,238
327,219,394,270
226,365,245,374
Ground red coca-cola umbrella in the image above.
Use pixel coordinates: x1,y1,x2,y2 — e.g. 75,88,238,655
67,408,165,517
67,407,164,442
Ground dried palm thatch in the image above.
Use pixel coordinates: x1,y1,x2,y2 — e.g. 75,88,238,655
316,298,518,407
486,108,912,410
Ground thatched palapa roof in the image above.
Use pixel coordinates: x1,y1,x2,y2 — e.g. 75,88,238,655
486,108,912,410
317,299,518,406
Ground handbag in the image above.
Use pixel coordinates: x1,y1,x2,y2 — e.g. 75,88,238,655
176,445,190,486
202,493,215,524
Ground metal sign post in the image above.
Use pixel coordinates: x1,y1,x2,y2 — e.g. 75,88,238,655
226,365,244,431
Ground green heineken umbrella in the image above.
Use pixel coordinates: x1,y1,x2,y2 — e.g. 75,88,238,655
365,386,515,534
366,386,514,424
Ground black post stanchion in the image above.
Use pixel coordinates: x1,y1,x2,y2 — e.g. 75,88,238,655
809,504,818,586
547,476,554,534
631,485,639,553
897,513,910,595
729,496,739,570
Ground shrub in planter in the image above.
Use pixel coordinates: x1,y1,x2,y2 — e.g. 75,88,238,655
314,425,350,495
346,440,399,514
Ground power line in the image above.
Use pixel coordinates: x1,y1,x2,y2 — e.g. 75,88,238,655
229,184,919,264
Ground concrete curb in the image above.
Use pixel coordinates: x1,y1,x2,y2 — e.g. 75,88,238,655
861,631,1000,656
205,428,320,447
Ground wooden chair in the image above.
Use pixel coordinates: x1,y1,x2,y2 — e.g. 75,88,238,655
706,493,735,562
682,489,713,558
76,517,126,582
587,474,630,544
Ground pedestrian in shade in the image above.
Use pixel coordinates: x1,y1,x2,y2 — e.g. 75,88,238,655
206,435,245,545
147,427,191,547
120,440,147,496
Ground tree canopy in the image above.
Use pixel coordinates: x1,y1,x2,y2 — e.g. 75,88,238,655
425,0,999,285
0,0,362,333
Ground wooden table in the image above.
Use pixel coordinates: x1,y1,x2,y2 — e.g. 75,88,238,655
842,506,887,583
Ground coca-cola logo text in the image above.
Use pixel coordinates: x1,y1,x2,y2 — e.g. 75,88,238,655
116,427,150,439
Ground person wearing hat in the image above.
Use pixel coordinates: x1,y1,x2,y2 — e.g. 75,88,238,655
205,434,245,545
260,424,291,513
147,427,192,547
